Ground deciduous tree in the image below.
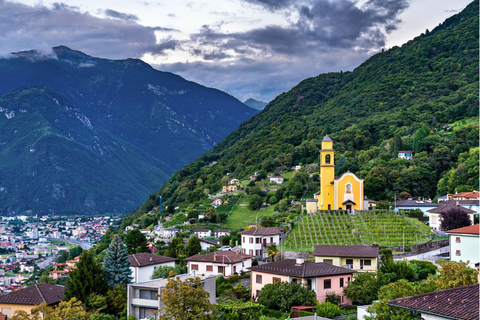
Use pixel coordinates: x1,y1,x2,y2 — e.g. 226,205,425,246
440,206,472,231
124,229,148,254
158,276,217,320
257,281,316,312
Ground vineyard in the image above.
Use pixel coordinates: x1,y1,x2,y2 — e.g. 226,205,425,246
280,211,432,252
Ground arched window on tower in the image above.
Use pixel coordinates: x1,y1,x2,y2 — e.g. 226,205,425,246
325,154,331,164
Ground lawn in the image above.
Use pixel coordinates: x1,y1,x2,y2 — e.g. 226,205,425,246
50,240,77,248
222,197,276,229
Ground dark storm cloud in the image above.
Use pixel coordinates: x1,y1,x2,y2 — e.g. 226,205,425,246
0,1,168,59
193,0,408,58
104,9,139,21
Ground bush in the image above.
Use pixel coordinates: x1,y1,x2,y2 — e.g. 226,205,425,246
263,308,284,318
325,291,341,306
89,314,116,320
225,274,240,283
315,302,342,318
252,258,258,266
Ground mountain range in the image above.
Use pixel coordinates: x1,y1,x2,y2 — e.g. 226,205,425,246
0,47,258,215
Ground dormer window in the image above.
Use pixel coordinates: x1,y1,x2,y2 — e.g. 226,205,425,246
325,154,331,164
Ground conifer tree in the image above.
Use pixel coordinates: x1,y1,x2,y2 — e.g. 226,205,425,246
65,250,107,310
103,235,132,287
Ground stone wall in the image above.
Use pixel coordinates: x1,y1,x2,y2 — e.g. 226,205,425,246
392,240,449,257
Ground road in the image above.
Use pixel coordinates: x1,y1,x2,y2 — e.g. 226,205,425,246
36,238,94,269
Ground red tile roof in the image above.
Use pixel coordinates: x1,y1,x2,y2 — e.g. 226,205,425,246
128,253,177,267
314,245,379,258
250,259,354,278
446,224,479,235
185,251,252,264
388,284,479,320
0,284,64,306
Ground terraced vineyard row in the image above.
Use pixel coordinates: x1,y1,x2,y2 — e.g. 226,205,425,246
280,211,432,252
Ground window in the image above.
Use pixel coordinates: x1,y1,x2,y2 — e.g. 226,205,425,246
456,237,461,243
324,279,331,289
256,249,260,256
270,237,273,243
432,215,437,224
348,277,351,282
256,238,261,243
340,278,344,287
456,250,461,256
325,154,331,164
139,290,157,300
233,266,237,273
364,259,371,266
249,249,253,255
206,265,213,272
256,290,260,297
306,278,312,289
243,236,245,243
139,307,157,319
249,237,253,244
191,264,199,271
323,259,333,265
256,274,262,284
273,277,281,284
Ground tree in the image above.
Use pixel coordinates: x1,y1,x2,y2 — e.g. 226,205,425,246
248,195,263,210
65,251,107,311
106,285,128,319
343,272,383,304
151,265,187,279
38,273,55,285
124,229,148,254
11,298,89,320
158,276,217,320
187,237,202,257
440,207,472,231
257,281,317,312
103,235,132,287
266,243,279,261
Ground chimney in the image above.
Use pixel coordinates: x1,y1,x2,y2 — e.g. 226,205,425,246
150,257,153,262
372,243,378,247
456,200,459,206
295,258,304,265
213,254,217,261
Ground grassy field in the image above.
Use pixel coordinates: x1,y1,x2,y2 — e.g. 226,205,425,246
222,197,276,229
50,240,77,248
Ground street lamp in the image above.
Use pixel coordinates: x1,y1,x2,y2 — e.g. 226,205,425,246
402,227,406,257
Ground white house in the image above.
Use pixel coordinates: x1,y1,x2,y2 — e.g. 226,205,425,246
211,198,224,208
427,203,475,232
185,251,252,277
162,228,180,238
214,229,230,238
139,229,152,237
199,238,218,251
194,229,212,239
128,253,177,283
238,227,284,258
397,150,414,160
446,224,479,268
269,176,284,185
127,274,216,320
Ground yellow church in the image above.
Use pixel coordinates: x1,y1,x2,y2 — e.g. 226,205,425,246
306,135,364,213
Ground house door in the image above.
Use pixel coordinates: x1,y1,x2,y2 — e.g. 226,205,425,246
263,238,267,247
218,266,225,275
346,204,352,213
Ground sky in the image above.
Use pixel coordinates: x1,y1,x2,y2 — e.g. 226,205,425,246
0,0,473,102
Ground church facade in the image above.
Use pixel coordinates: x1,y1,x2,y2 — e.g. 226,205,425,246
306,135,364,213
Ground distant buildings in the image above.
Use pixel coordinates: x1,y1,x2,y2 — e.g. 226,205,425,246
397,151,414,160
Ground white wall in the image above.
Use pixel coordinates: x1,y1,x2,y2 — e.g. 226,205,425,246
188,259,251,277
450,234,479,268
131,261,176,283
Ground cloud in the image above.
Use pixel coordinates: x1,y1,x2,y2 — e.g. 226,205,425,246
0,1,165,59
104,9,139,21
243,0,293,11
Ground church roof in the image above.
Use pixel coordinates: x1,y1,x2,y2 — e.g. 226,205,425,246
322,135,333,142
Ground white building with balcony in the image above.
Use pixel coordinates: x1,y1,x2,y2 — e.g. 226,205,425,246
238,227,284,258
127,274,216,320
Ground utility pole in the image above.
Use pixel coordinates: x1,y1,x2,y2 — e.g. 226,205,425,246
402,226,406,257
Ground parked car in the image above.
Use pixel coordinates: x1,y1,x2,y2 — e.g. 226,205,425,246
218,246,232,251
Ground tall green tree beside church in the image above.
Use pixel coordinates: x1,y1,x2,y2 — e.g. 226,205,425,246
103,235,132,287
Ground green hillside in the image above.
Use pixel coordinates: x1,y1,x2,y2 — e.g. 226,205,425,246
126,1,478,230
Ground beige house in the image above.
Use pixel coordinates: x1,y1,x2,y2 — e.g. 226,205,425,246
313,244,379,272
427,202,475,232
0,284,64,317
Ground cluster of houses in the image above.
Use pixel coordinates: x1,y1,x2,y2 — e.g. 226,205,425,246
0,222,477,320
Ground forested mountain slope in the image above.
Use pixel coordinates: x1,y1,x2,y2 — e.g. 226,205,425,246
0,47,258,215
131,1,478,220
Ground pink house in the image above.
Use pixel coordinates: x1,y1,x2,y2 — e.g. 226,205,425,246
250,259,354,305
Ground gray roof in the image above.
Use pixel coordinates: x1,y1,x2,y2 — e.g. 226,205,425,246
129,253,177,267
238,227,284,236
314,245,379,258
322,135,333,142
427,202,475,214
388,284,479,320
250,260,353,278
0,284,64,306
